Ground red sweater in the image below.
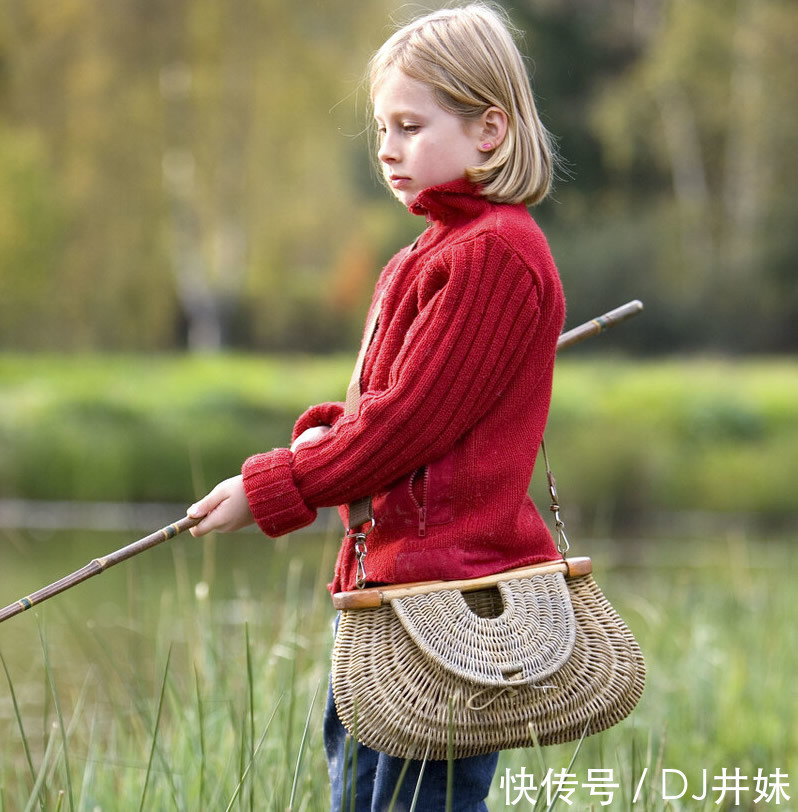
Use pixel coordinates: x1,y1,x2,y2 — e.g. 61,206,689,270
242,179,566,593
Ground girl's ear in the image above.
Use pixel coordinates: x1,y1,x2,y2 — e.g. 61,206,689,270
478,106,508,150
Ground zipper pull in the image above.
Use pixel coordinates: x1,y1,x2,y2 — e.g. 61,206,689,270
418,506,427,537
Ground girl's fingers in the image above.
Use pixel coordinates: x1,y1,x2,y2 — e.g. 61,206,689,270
188,513,210,536
187,500,208,519
188,477,231,518
186,489,223,536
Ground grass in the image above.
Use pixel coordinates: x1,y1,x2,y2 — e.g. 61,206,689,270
546,357,798,526
0,527,795,810
1,354,798,530
0,353,352,505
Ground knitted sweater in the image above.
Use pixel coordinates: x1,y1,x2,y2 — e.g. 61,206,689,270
242,178,566,593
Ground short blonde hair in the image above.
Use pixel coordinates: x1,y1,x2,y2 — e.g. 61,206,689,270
369,3,555,206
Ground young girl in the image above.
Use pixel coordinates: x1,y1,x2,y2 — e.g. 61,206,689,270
188,3,565,808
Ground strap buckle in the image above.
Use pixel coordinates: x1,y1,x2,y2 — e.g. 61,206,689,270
346,518,375,589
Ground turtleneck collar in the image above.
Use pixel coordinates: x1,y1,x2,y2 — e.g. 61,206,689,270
408,178,492,224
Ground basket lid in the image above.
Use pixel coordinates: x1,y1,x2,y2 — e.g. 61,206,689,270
390,572,576,687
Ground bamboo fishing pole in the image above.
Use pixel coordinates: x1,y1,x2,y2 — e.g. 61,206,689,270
558,299,643,350
0,299,643,625
0,517,200,623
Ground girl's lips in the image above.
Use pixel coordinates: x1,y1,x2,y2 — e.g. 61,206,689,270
390,176,411,188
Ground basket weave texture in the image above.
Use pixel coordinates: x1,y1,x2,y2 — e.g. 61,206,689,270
331,572,646,761
391,573,575,686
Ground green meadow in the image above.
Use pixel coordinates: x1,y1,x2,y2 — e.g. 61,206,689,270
2,353,797,524
1,354,796,809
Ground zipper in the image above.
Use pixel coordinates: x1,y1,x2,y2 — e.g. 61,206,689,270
408,466,430,537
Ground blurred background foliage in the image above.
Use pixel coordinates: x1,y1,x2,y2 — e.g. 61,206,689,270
1,0,795,355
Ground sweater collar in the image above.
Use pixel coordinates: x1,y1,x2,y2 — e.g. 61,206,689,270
408,178,490,224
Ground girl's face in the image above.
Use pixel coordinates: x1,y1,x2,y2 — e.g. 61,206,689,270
373,67,485,208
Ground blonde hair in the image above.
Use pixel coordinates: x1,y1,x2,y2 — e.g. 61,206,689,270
369,3,555,206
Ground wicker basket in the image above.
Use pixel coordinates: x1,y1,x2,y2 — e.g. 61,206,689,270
331,557,645,760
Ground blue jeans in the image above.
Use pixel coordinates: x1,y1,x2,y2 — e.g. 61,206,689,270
323,680,498,811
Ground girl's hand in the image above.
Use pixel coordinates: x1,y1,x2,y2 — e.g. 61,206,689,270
188,426,329,538
290,424,331,452
187,475,253,536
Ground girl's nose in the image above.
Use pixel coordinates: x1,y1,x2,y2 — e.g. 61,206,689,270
378,133,398,164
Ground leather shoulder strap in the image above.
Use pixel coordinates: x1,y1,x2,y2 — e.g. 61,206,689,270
344,294,383,530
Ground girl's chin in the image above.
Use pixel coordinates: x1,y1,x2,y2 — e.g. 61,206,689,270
392,189,418,207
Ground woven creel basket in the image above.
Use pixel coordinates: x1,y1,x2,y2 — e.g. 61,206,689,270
331,561,646,761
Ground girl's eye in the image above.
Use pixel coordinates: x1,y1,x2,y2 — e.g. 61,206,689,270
403,124,420,133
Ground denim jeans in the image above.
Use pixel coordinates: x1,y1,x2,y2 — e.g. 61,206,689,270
323,680,498,812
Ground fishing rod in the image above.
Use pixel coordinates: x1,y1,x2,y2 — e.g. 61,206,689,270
0,299,643,625
558,299,643,350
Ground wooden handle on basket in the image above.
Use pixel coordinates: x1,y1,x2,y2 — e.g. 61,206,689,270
332,556,592,610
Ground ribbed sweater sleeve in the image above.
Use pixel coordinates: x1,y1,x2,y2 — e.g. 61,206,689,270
243,231,550,537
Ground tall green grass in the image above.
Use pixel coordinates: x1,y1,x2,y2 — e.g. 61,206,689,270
0,528,795,810
1,535,336,810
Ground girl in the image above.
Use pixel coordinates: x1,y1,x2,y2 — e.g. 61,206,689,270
188,3,565,808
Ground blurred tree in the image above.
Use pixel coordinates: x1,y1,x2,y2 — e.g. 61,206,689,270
587,0,798,352
0,0,176,349
0,126,65,348
0,0,794,353
0,0,404,352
